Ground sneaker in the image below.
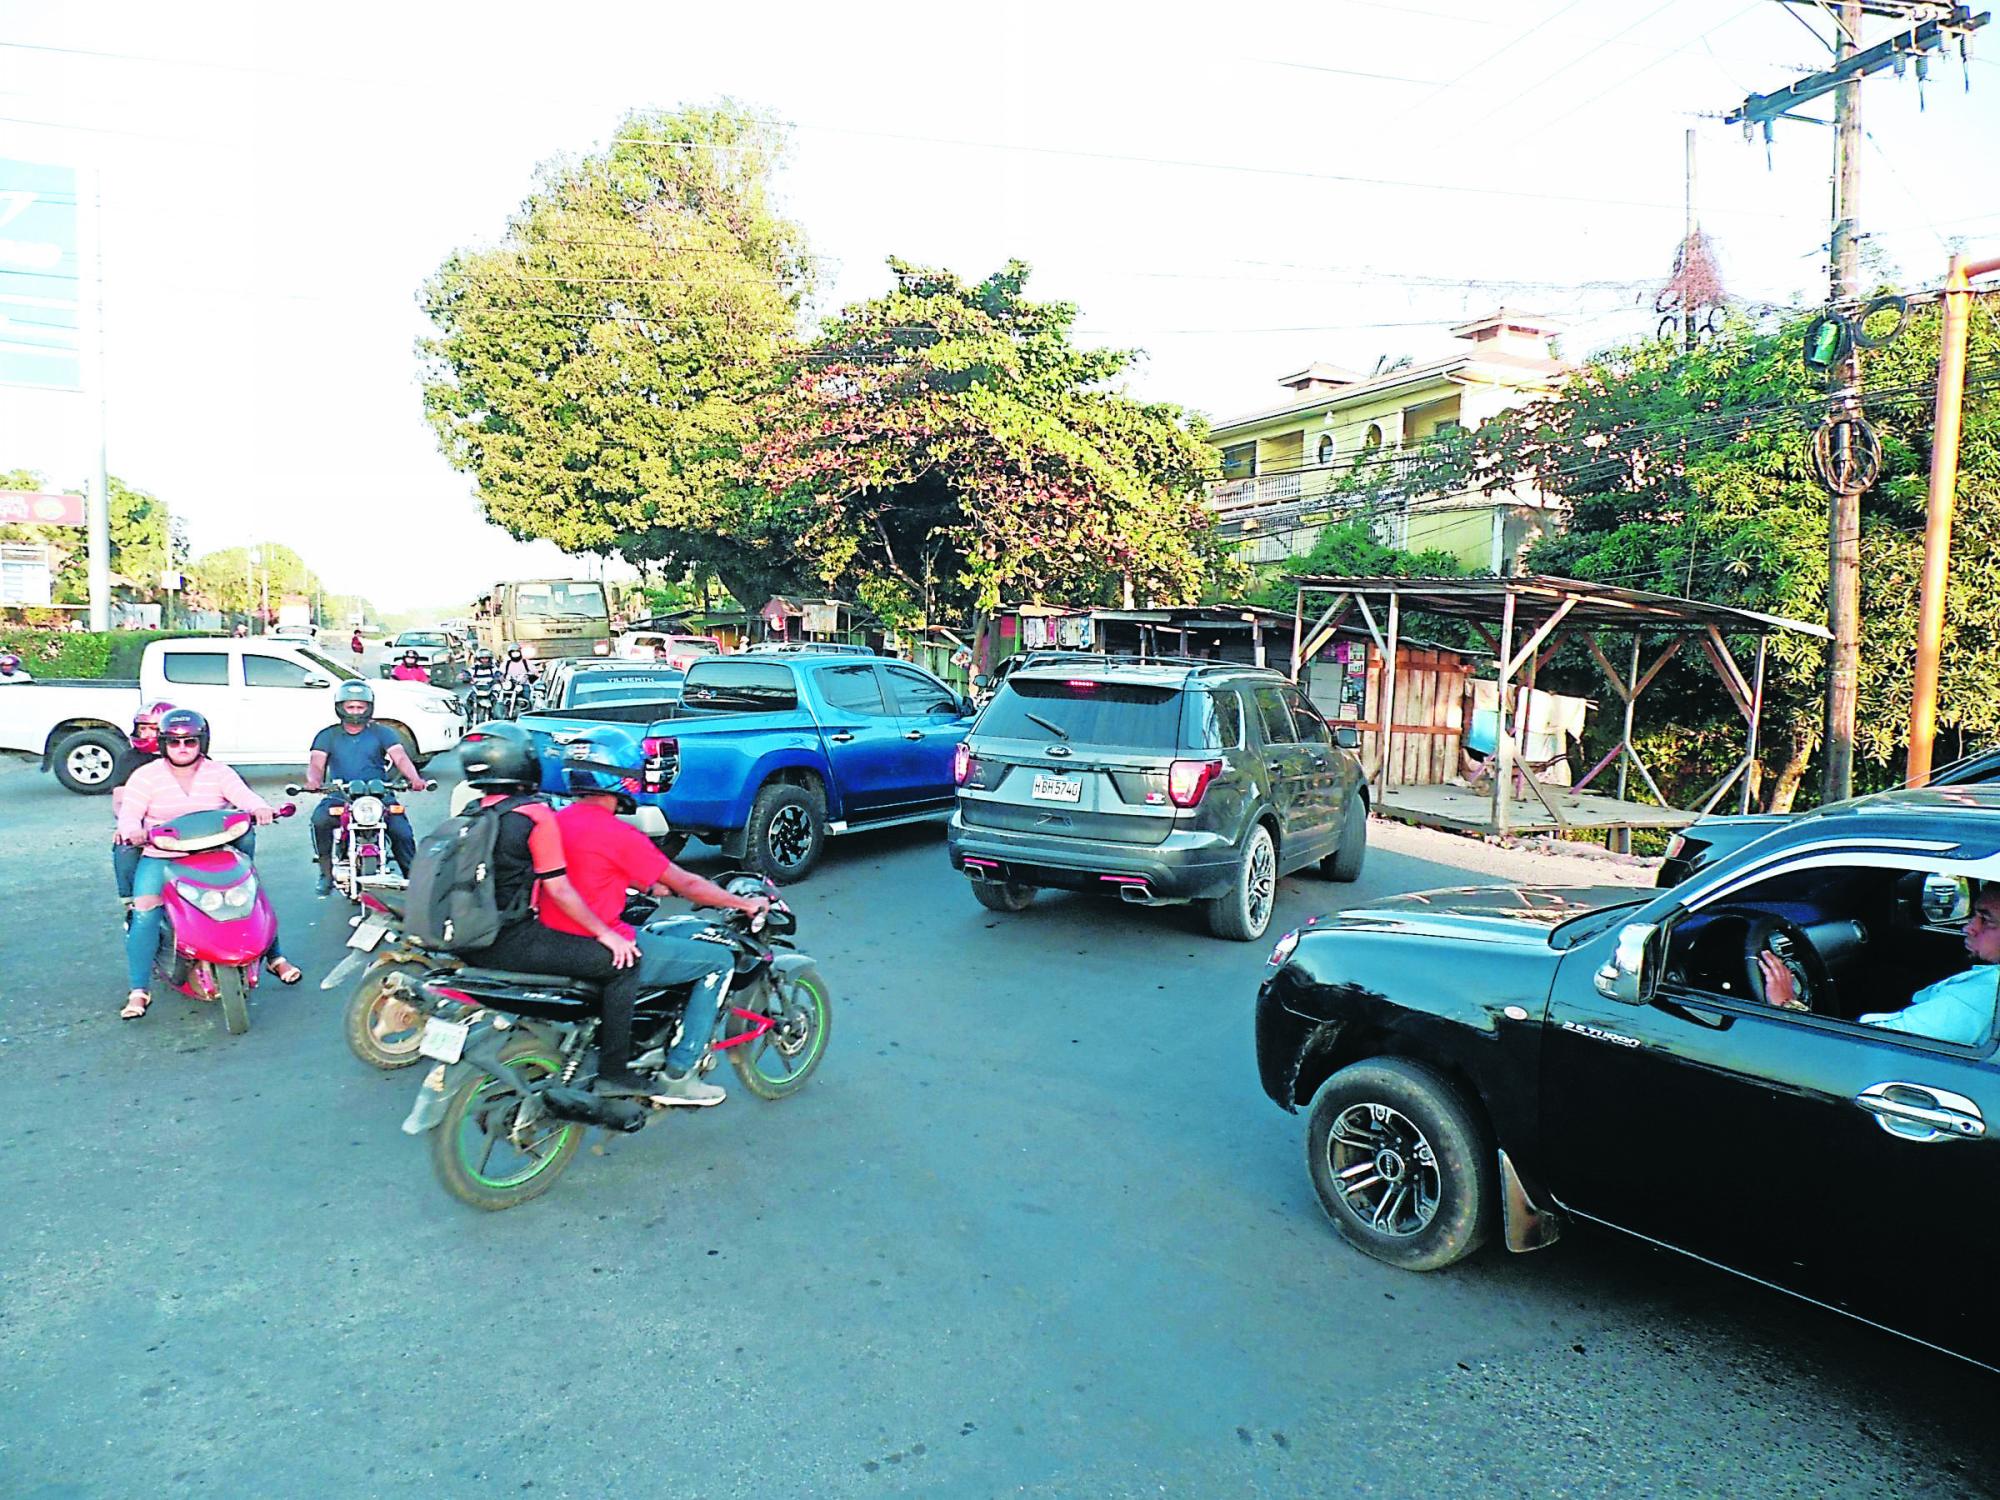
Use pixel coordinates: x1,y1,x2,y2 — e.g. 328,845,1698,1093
314,871,332,898
652,1069,726,1108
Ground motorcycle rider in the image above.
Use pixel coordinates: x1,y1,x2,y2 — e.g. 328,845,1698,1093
390,649,430,683
0,649,30,683
304,680,427,896
554,747,770,1102
449,724,644,1070
116,708,299,1017
111,702,179,923
497,644,537,718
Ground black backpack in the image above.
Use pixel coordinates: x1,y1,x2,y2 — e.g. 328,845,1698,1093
403,794,534,952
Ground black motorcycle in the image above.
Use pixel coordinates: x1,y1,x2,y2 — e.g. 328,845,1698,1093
398,879,832,1210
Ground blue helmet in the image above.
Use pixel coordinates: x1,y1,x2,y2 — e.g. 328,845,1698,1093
561,733,642,812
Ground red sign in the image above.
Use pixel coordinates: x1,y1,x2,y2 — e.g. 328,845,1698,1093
0,490,86,526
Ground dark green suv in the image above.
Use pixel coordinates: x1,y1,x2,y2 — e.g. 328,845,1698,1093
946,660,1369,941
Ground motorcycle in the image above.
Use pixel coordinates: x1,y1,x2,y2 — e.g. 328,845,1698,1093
495,676,534,720
139,802,297,1034
460,670,498,726
398,879,832,1210
288,779,418,903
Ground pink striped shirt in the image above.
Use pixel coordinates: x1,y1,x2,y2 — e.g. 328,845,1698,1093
116,758,271,855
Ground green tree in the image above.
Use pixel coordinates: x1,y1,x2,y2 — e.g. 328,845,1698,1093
419,102,811,607
1246,516,1463,613
749,260,1230,628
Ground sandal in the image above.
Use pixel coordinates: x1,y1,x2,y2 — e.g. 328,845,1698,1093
120,989,152,1020
266,956,303,986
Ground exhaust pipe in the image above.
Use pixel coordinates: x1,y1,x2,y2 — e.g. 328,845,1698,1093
963,857,1000,883
540,1086,648,1133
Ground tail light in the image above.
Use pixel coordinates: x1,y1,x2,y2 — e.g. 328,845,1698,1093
953,742,971,785
641,735,678,792
1167,759,1223,809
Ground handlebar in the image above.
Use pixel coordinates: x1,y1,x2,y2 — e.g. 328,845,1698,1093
285,779,432,796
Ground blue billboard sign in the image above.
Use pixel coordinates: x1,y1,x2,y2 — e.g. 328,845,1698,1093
0,159,82,391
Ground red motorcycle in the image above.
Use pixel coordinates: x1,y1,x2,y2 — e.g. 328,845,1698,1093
145,803,296,1034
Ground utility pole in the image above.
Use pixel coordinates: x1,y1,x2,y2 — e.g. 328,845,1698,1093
1726,1,1988,802
1684,129,1698,351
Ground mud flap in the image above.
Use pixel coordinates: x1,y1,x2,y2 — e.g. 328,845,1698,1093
401,1061,472,1134
320,947,367,992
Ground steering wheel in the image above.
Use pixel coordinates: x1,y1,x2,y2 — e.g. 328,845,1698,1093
1740,913,1830,1012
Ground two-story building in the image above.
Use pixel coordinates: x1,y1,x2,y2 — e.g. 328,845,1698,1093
1205,311,1568,573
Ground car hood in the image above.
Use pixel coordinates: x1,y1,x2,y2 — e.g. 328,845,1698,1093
1315,884,1644,946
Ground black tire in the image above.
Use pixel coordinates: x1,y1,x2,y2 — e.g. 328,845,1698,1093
343,960,428,1069
726,966,833,1101
1319,793,1368,883
1304,1058,1495,1272
744,780,826,884
652,833,690,862
218,968,251,1036
51,727,125,794
970,879,1036,913
1205,822,1277,942
431,1039,583,1211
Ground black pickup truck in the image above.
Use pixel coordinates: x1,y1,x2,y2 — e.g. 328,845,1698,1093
1257,782,2000,1372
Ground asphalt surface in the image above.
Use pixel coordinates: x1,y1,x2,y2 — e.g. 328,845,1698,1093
3,751,1997,1498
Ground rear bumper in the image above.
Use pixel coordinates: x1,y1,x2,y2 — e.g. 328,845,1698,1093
946,809,1239,902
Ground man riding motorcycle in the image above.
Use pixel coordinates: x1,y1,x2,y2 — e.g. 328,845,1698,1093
304,681,428,896
115,708,299,1017
554,743,770,1101
390,649,430,683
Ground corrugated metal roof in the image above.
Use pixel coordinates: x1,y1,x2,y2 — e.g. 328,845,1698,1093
1289,574,1831,639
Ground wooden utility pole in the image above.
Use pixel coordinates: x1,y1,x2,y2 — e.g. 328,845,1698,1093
1907,252,2000,784
1822,0,1865,803
1683,129,1698,351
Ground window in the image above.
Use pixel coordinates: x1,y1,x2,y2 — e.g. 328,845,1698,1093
680,661,798,713
1251,686,1297,746
882,664,959,717
980,679,1187,750
1316,434,1335,466
569,671,683,706
162,651,227,686
1283,688,1331,744
1362,423,1385,452
817,663,891,716
1190,689,1245,752
298,646,351,680
1220,442,1257,481
243,655,315,688
511,581,609,620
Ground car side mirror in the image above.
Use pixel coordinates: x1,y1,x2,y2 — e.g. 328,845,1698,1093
302,675,332,689
972,673,992,692
1332,723,1361,751
1594,922,1662,1004
1921,873,1973,925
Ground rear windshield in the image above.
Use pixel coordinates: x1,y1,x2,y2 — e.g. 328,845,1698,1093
681,660,798,712
570,671,683,706
980,678,1185,749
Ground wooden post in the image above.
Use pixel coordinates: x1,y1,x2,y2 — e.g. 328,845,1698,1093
1493,590,1517,835
1742,635,1769,814
1378,593,1401,801
1291,586,1306,682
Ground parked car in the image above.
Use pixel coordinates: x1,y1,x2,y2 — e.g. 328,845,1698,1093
379,630,460,684
538,660,685,718
0,637,465,792
519,653,976,882
1658,745,2000,886
947,659,1367,940
740,641,876,656
1255,781,2000,1371
616,631,722,669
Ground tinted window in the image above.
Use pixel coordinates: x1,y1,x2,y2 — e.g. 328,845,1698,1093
882,664,959,716
680,661,798,713
570,672,682,706
162,651,227,686
980,679,1185,750
1284,689,1331,745
1251,686,1296,746
817,663,890,716
1190,689,1245,752
243,655,314,688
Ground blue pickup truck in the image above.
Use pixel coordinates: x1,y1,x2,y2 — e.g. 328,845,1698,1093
517,653,979,881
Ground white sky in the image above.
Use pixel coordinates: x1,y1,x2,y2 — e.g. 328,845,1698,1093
2,0,1997,610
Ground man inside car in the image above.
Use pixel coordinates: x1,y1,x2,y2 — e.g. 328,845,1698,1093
1759,883,2000,1045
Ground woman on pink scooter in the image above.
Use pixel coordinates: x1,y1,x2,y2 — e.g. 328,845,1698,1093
115,708,301,1018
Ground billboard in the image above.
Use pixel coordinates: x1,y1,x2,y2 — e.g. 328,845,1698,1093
0,159,81,391
0,489,86,526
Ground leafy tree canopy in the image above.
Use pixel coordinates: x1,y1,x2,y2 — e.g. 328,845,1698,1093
1246,516,1463,614
748,260,1231,626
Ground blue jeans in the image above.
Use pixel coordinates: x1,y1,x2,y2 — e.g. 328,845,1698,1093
635,930,731,1071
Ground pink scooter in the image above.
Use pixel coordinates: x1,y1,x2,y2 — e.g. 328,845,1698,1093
145,803,296,1034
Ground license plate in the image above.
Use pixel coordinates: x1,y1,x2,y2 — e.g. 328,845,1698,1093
418,1017,469,1064
347,919,389,951
1031,774,1082,803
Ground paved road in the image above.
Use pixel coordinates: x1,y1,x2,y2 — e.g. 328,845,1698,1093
2,757,1995,1498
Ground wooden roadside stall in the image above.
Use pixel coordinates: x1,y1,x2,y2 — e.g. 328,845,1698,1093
1288,575,1831,841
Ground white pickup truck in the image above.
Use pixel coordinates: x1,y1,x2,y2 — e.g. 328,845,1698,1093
0,637,466,793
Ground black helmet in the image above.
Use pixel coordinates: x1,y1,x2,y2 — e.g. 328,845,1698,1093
158,707,211,759
401,649,421,664
461,722,539,791
336,679,376,725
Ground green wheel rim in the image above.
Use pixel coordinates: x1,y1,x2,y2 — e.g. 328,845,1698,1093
741,976,828,1087
456,1053,574,1190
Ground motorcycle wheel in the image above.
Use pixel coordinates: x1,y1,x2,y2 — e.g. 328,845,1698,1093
344,960,428,1069
726,965,832,1101
431,1039,582,1211
218,968,251,1035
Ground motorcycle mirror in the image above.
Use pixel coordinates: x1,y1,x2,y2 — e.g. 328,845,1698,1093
277,803,298,818
284,784,303,796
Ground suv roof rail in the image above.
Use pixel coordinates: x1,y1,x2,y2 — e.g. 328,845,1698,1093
1013,650,1278,675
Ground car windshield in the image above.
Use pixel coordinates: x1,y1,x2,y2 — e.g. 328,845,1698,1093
296,646,350,679
980,678,1186,749
570,672,683,705
514,582,609,620
396,632,447,647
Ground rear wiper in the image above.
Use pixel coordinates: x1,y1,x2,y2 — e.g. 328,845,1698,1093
1023,711,1069,741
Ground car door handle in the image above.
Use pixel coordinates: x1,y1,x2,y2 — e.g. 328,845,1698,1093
828,732,855,745
1309,756,1329,769
904,730,925,741
1854,1081,1986,1143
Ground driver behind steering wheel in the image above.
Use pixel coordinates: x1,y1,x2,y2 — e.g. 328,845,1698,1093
1760,884,2000,1044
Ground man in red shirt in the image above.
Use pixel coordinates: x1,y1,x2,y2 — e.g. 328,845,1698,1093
550,756,769,1103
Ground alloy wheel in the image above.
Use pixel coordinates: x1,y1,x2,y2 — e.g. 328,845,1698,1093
768,805,814,871
1246,835,1276,930
1325,1102,1441,1238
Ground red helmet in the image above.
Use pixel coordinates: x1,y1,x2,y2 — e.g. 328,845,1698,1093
132,700,176,746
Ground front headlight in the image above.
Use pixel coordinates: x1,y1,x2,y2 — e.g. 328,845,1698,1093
186,886,226,914
417,697,457,715
223,879,256,909
592,641,611,655
349,795,385,825
1268,929,1301,968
